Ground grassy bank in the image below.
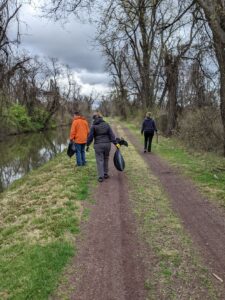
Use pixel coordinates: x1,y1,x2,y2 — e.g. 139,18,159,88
123,121,225,208
0,151,96,299
117,125,221,299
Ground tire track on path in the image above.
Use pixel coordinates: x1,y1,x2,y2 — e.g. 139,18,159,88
53,148,148,300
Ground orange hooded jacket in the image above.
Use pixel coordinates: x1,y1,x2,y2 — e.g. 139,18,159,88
70,116,89,144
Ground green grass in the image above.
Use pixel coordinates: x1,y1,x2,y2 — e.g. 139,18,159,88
116,125,221,299
0,151,97,299
0,243,74,300
124,121,225,208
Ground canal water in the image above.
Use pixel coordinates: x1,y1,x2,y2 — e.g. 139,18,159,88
0,127,70,192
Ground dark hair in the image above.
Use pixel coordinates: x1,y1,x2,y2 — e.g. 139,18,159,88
92,111,102,119
74,111,80,115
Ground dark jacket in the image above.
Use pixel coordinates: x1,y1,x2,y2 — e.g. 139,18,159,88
87,117,116,146
141,117,157,134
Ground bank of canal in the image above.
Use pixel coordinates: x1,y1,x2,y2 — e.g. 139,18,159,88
0,127,70,192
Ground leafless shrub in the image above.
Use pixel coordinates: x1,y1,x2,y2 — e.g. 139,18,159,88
178,107,224,153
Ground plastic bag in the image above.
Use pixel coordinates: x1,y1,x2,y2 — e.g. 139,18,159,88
67,141,76,157
113,149,125,171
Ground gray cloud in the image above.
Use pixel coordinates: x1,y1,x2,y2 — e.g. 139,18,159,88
17,4,110,92
77,70,110,85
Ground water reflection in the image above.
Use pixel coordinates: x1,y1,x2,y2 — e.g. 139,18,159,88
0,127,70,192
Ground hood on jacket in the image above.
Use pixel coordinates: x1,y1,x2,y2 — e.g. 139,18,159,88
93,117,104,125
73,115,87,121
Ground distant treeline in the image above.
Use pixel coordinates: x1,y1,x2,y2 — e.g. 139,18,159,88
2,0,225,155
0,1,95,139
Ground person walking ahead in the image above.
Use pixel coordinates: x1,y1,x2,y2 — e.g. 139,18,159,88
86,112,119,182
141,112,158,153
70,111,89,166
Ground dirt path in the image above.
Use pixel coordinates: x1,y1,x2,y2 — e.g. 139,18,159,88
122,126,225,286
53,152,148,300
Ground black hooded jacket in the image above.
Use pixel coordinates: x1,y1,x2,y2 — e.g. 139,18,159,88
87,117,116,146
141,117,157,134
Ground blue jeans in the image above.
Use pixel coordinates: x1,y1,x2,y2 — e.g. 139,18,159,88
75,144,86,166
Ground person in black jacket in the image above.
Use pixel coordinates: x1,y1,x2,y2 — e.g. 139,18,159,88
86,112,120,182
141,112,158,153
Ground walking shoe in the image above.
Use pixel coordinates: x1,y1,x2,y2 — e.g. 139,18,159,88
98,177,103,182
104,174,109,179
144,149,147,153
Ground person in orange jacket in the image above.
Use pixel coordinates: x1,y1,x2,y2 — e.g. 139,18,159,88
70,111,89,166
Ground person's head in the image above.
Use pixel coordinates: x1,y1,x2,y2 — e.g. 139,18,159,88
92,111,102,120
74,111,80,117
146,111,151,118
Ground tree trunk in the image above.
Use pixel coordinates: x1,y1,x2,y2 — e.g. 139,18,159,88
139,0,153,109
214,42,225,155
140,78,151,110
165,52,179,136
119,87,128,119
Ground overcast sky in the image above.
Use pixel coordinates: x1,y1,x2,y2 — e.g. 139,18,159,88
16,3,111,96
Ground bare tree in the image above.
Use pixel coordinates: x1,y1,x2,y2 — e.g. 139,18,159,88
160,0,225,152
98,36,129,117
41,58,61,129
0,0,23,91
41,0,93,20
0,0,21,56
193,0,225,154
96,0,167,112
0,0,26,124
165,23,199,135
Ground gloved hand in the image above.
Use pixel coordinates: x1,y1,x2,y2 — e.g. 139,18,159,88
86,146,89,152
116,143,121,149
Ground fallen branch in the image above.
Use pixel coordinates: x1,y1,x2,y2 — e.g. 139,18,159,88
212,273,223,283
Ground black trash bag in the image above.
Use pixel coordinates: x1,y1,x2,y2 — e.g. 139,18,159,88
67,141,76,157
113,149,125,171
115,137,128,147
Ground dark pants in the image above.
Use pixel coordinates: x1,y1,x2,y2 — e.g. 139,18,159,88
75,143,86,166
94,143,111,178
144,132,154,152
